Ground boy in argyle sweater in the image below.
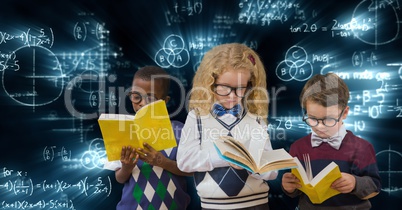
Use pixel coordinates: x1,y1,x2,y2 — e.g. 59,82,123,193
104,66,191,210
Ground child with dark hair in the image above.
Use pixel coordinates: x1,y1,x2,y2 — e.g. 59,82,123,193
104,66,191,210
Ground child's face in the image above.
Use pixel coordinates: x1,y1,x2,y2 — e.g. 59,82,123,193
130,78,168,112
305,101,349,138
214,68,250,109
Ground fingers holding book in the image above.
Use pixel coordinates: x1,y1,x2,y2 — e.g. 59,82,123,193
331,172,356,193
282,172,302,193
137,143,164,166
120,146,139,167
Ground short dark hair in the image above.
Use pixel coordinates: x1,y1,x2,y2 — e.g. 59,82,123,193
300,73,349,109
134,66,170,97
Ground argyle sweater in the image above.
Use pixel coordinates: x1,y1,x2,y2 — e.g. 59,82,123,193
104,121,190,210
284,131,381,210
177,110,278,209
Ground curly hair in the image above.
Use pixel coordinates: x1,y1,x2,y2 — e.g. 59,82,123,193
188,43,269,120
134,65,170,98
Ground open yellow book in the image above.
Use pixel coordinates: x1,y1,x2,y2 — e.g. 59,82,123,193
98,100,177,161
213,136,297,174
291,154,342,204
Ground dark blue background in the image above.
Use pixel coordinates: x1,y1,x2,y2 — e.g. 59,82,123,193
1,0,401,209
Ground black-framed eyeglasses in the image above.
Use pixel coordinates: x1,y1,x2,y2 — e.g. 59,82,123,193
213,84,249,98
127,91,158,104
302,108,345,127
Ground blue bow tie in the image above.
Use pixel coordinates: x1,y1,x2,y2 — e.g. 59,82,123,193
212,104,241,118
311,134,342,150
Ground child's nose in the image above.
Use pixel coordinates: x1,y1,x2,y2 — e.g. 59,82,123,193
138,99,148,107
316,121,327,128
229,90,238,98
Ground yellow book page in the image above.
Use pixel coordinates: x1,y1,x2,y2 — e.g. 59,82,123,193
98,100,177,161
292,168,325,203
98,114,141,161
132,100,177,151
310,163,342,203
291,161,342,204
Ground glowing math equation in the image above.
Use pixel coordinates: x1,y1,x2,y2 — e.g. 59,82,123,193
1,168,112,197
0,28,54,48
1,199,75,210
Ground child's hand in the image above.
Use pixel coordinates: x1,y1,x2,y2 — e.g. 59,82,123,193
331,172,356,193
120,146,139,170
282,172,301,193
137,143,164,167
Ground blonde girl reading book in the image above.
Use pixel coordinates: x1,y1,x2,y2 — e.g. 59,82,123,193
177,43,278,210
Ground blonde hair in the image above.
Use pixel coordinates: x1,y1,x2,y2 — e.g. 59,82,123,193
188,43,269,120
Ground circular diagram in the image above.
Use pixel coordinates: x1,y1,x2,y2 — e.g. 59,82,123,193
155,34,190,68
276,46,313,82
376,148,402,193
352,0,399,45
2,45,64,106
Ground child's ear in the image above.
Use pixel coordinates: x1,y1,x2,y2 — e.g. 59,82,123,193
342,106,350,119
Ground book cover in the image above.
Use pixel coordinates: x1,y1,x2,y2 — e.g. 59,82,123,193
213,136,297,174
291,155,342,204
98,100,177,161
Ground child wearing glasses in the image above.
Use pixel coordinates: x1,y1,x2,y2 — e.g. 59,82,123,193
281,73,381,210
103,66,191,210
177,43,278,210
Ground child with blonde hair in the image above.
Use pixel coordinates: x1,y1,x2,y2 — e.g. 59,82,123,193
177,43,277,210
